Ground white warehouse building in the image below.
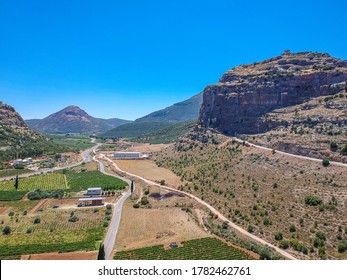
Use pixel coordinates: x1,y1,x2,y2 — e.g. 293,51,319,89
114,152,148,159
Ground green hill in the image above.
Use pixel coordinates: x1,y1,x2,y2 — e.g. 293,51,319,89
135,92,202,123
100,121,173,138
131,120,196,144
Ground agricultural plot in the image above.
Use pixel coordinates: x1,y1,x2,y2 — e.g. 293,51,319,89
114,237,255,260
66,170,127,191
0,208,106,259
0,173,66,191
0,191,27,201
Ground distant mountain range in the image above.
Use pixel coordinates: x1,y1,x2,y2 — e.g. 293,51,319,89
26,105,132,134
0,102,66,161
100,93,202,138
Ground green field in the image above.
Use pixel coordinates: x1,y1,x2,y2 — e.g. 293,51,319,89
66,170,127,191
49,134,95,151
0,191,27,201
0,173,66,191
114,237,256,260
0,208,106,259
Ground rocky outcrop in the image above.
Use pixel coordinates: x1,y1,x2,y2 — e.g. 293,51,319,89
199,51,347,135
0,102,27,128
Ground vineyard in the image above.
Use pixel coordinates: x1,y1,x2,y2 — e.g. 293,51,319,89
0,208,106,259
0,170,128,201
0,173,66,191
114,238,256,260
66,170,127,191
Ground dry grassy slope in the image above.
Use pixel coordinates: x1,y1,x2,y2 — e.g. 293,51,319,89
156,135,347,260
245,93,347,162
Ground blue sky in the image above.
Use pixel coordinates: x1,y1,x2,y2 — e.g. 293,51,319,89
1,0,346,120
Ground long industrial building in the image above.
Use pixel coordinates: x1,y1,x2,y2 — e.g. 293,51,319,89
114,152,148,159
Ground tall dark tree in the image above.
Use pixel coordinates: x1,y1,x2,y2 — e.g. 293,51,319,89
14,175,19,191
130,180,134,193
97,244,105,260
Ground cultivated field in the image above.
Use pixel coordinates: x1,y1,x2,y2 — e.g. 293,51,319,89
115,204,209,251
0,207,106,259
115,159,182,187
114,237,256,260
0,173,66,191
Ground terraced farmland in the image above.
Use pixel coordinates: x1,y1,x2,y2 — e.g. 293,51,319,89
0,173,66,191
114,238,256,260
0,208,106,259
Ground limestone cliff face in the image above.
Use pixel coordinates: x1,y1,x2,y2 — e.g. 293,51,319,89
199,51,347,135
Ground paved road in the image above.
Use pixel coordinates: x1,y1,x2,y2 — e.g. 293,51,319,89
233,138,347,168
99,154,297,260
93,155,133,260
0,144,101,182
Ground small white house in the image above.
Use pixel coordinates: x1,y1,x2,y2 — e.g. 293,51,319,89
13,159,23,166
86,187,102,196
114,152,148,159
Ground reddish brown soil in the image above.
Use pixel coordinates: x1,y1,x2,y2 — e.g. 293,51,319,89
21,251,98,260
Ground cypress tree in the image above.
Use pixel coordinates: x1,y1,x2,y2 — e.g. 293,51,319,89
130,181,134,193
14,175,19,191
97,244,105,260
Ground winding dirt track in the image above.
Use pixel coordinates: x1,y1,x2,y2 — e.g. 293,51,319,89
98,154,297,260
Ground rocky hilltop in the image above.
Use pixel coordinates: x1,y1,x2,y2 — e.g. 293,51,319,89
0,102,65,160
26,105,131,134
199,51,347,135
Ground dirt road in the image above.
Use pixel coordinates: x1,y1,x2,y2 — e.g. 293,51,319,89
98,154,297,260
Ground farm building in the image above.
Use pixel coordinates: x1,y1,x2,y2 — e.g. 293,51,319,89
78,197,106,206
13,158,33,166
13,159,23,166
86,187,102,196
114,152,148,159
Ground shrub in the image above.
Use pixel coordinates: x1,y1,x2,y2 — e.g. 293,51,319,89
106,204,112,210
141,196,149,205
103,220,109,227
2,226,11,235
279,240,289,249
273,183,278,189
274,232,283,241
263,218,272,226
33,217,41,224
247,224,254,233
8,211,15,217
330,142,338,151
222,221,229,229
338,241,347,253
322,159,330,167
160,180,166,185
26,227,32,234
289,224,296,232
105,209,112,215
316,231,326,241
144,189,150,195
68,215,79,222
93,208,99,213
305,196,322,206
133,203,140,208
22,210,27,216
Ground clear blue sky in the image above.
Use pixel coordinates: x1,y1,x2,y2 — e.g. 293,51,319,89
1,0,346,120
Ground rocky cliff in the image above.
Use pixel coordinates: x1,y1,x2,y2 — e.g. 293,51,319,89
199,51,347,135
0,102,66,160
